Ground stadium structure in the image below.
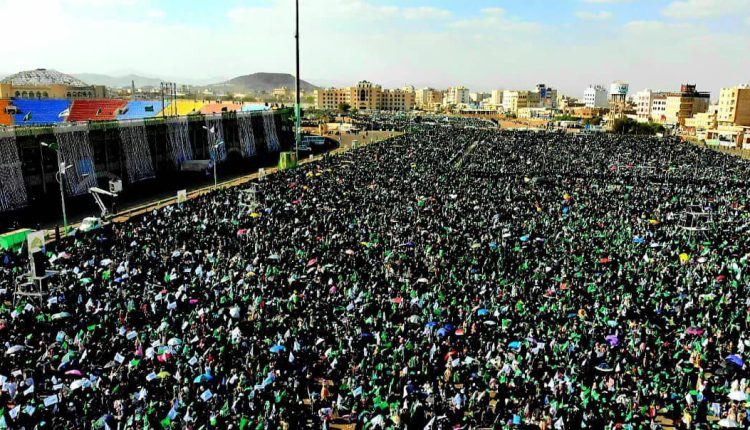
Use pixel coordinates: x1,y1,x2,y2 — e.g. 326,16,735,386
0,70,295,226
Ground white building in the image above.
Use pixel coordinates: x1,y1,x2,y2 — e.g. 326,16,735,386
583,85,608,108
444,86,470,106
490,90,504,108
636,89,655,122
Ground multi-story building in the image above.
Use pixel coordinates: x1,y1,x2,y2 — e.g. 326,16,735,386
314,80,415,112
414,88,443,110
635,89,656,122
470,92,490,104
718,85,750,127
443,86,470,106
490,90,504,109
583,85,608,108
650,95,668,122
502,90,541,114
535,84,558,109
660,84,710,126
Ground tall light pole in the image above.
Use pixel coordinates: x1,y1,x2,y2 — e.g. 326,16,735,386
294,0,301,160
203,126,224,189
41,142,69,234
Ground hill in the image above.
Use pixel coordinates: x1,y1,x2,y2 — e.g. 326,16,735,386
212,72,320,93
73,73,164,89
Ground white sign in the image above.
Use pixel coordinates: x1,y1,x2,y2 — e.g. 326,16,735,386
27,230,45,255
177,190,187,204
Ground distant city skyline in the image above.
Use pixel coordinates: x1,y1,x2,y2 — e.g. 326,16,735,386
2,0,749,97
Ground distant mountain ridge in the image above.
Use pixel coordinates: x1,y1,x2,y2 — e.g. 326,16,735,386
73,73,164,88
212,72,320,93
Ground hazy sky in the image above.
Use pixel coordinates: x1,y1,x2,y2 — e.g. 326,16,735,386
2,0,749,97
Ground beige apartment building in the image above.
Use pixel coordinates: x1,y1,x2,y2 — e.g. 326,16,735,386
718,85,750,127
502,90,540,114
659,85,710,126
415,88,444,110
314,81,415,112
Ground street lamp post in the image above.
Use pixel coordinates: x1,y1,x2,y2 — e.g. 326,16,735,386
203,126,224,189
294,0,301,160
41,142,69,233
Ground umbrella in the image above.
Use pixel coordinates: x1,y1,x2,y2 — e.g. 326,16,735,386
508,341,521,349
345,249,355,256
728,391,747,402
5,345,24,355
605,335,619,346
455,328,465,336
595,363,613,372
391,297,403,304
483,320,497,326
157,371,171,379
70,379,89,390
408,315,420,324
436,328,448,337
193,374,213,383
686,327,705,336
65,370,83,376
477,309,489,316
443,324,456,332
416,278,428,284
726,355,744,368
51,312,72,320
718,418,740,428
270,345,286,353
167,338,183,346
425,321,438,328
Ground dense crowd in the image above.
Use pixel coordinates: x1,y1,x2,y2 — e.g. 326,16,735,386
1,123,750,429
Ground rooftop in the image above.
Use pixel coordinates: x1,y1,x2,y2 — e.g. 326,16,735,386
0,69,88,87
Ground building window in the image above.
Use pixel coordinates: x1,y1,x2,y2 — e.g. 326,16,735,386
15,91,20,97
21,91,28,98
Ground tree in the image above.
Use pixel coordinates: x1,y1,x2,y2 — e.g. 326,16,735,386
304,96,315,104
338,102,351,114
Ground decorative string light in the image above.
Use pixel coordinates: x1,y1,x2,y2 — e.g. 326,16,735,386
166,116,193,167
262,111,280,153
205,116,226,161
54,124,98,196
238,113,256,158
0,130,28,211
119,121,155,183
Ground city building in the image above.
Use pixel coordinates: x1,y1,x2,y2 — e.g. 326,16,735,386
443,86,470,106
314,80,414,112
717,84,750,127
414,88,443,110
661,84,710,126
583,85,608,108
502,90,540,114
535,84,558,109
0,68,106,99
272,87,291,99
414,88,439,109
518,107,554,119
635,89,657,122
684,110,718,136
650,95,668,122
490,90,504,109
470,92,490,103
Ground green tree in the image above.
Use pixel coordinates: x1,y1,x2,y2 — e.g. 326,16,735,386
338,102,351,114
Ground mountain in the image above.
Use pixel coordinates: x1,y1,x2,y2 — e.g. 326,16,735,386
73,73,164,88
212,72,320,93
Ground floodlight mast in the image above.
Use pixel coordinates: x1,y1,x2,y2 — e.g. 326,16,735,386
295,0,301,160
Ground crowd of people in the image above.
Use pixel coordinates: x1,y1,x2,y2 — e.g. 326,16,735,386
1,121,750,429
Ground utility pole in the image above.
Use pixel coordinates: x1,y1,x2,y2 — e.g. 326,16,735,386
294,0,301,160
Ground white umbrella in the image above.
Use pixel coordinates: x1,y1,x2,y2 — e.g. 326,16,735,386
718,418,740,428
6,345,24,355
167,338,183,346
70,379,87,390
728,391,748,402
